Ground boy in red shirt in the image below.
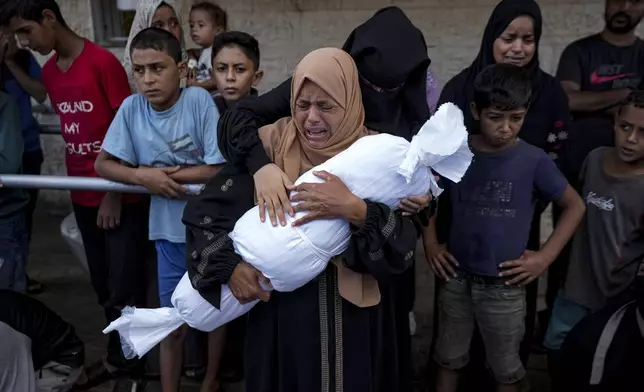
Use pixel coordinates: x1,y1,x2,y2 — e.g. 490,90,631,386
1,1,149,387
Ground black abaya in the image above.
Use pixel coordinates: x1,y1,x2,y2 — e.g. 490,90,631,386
183,109,424,392
245,200,423,392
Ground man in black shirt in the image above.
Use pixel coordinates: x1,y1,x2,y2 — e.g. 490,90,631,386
539,0,644,346
558,0,644,181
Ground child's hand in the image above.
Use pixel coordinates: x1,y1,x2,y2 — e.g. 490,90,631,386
399,194,432,216
229,262,272,304
254,163,294,227
399,176,439,216
97,192,122,229
425,243,459,281
499,250,550,286
135,166,187,198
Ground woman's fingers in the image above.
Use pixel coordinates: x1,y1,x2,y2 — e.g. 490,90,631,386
292,201,318,214
277,185,295,217
265,198,279,226
291,211,322,227
258,196,267,222
272,196,288,226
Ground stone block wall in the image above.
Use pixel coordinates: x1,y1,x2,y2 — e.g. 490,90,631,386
35,0,643,208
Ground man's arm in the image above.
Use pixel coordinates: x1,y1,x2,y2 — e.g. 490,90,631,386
561,81,631,113
556,43,631,113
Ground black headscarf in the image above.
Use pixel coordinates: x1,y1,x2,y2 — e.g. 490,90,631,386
342,6,431,140
441,0,544,130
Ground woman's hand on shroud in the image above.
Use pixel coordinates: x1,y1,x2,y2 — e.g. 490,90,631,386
288,170,367,227
229,262,272,304
254,164,295,227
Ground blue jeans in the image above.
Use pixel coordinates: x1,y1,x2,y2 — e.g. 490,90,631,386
0,213,28,292
543,293,590,351
433,270,526,384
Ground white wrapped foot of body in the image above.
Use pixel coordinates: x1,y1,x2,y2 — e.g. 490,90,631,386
103,103,473,359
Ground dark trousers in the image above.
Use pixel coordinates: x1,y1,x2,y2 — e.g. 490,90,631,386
21,149,43,246
73,198,150,369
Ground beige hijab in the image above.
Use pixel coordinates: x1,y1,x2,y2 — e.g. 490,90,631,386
259,47,380,307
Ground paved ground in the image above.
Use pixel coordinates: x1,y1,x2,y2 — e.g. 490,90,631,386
26,205,551,392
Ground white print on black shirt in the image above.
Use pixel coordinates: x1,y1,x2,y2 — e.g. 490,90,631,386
586,191,614,211
57,100,102,156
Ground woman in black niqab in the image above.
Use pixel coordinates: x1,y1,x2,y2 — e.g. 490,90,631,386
433,0,572,391
214,7,432,226
343,6,431,139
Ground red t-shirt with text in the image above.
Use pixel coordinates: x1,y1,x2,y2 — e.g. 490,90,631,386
42,40,137,206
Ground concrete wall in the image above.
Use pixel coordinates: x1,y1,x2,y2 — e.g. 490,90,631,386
36,0,643,208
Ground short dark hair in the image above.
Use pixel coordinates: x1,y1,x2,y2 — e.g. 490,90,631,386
211,31,260,70
191,2,227,31
618,90,644,114
130,27,183,63
472,63,532,111
0,0,68,28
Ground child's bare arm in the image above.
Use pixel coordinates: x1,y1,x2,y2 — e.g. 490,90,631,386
423,214,459,281
95,151,139,184
540,184,585,262
168,164,224,183
95,151,187,198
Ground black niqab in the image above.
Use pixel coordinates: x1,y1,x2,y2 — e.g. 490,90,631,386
342,6,431,139
445,0,544,129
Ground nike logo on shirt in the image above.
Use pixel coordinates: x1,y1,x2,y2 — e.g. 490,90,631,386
590,71,634,84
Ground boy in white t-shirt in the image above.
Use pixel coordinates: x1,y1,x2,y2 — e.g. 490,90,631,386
187,2,227,95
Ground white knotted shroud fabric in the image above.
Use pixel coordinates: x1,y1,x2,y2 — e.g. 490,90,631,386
103,102,473,359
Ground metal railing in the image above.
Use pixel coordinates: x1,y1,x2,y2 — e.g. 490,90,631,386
0,174,204,195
